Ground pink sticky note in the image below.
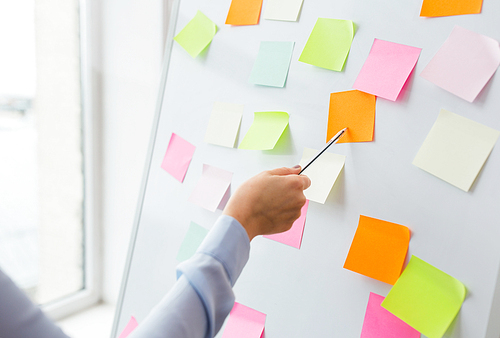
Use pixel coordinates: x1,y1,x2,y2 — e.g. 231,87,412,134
118,316,138,338
222,302,266,338
161,133,196,182
353,39,421,101
420,25,500,103
264,200,309,249
361,293,420,338
188,164,232,212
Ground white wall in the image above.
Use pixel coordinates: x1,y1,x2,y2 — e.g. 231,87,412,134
97,0,168,304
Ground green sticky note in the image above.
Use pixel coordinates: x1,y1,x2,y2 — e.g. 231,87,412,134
239,112,289,150
174,11,217,58
249,41,295,87
299,18,354,71
381,256,466,338
176,222,209,262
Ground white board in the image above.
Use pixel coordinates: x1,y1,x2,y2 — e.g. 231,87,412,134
112,0,500,337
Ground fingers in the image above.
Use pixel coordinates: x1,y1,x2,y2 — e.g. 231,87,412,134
300,174,311,190
268,166,301,176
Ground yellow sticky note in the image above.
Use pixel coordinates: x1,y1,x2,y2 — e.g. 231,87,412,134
343,215,410,285
174,11,217,58
239,112,289,150
299,147,345,204
413,109,500,192
382,256,466,338
420,0,483,17
299,18,355,71
328,90,376,143
226,0,263,26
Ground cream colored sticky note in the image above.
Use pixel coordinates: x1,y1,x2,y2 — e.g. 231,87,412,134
264,0,304,22
299,147,345,204
413,109,500,192
205,102,244,148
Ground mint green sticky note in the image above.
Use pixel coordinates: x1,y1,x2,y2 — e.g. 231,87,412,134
239,112,289,150
174,11,217,58
176,222,209,262
381,256,466,338
299,18,354,71
249,41,295,87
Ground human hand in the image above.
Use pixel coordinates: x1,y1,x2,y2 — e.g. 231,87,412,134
222,166,311,241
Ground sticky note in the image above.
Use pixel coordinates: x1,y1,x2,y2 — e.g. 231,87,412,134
328,90,376,143
226,0,263,26
222,302,266,338
264,200,309,249
382,256,466,338
344,215,410,285
353,39,421,101
205,102,244,148
264,0,304,21
299,18,355,71
176,222,209,262
420,0,482,17
161,133,195,183
249,41,295,88
188,164,232,212
413,109,500,192
361,293,420,338
239,112,289,150
298,148,345,204
420,26,500,103
174,11,217,58
118,316,138,338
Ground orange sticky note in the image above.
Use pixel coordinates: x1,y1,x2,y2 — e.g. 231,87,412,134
344,215,410,285
226,0,263,25
327,90,376,143
420,0,482,17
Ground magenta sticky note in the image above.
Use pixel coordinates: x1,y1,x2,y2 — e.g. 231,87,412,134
264,200,309,249
222,302,266,338
188,164,233,212
161,133,196,182
118,316,138,338
353,39,421,101
420,25,500,103
361,293,420,338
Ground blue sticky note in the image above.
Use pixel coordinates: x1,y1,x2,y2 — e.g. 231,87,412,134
249,41,295,87
176,222,209,262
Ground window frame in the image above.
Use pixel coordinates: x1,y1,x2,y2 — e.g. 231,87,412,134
41,0,101,320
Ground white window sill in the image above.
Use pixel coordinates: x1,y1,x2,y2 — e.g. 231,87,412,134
56,302,115,338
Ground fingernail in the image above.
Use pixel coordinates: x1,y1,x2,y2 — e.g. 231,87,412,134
292,165,301,169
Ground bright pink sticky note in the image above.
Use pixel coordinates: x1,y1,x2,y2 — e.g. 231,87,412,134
118,316,138,338
353,39,421,101
361,293,420,338
264,200,309,249
188,164,232,212
420,25,500,103
222,302,266,338
161,133,196,182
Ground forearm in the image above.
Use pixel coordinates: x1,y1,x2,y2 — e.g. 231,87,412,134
129,215,250,338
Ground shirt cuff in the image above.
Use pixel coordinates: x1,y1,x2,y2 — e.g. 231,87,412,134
196,215,250,286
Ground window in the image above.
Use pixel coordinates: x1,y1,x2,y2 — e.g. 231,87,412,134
0,0,98,317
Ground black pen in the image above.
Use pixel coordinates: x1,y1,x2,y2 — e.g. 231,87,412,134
299,128,347,175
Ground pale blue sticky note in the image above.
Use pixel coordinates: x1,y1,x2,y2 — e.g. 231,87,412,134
249,41,295,87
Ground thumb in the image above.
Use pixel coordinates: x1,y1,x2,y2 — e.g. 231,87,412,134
268,166,301,176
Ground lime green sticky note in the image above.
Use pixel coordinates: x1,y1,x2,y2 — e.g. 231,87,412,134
381,256,466,338
299,18,354,71
174,11,217,58
176,222,209,262
239,112,289,150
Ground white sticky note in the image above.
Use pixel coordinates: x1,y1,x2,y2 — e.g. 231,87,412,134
204,102,244,148
413,109,500,192
299,148,345,204
188,164,233,212
264,0,304,22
